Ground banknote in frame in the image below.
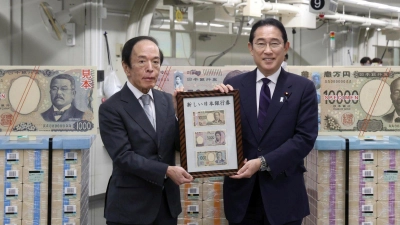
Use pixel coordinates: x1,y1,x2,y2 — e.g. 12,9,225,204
176,90,243,178
0,66,97,135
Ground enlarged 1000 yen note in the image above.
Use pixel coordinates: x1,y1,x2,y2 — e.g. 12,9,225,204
193,110,225,127
195,130,226,147
0,66,97,135
197,151,227,167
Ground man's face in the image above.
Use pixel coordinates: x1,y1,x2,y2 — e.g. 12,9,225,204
248,25,289,77
50,78,75,110
214,112,220,121
217,152,222,160
215,133,221,142
123,40,160,93
391,79,400,111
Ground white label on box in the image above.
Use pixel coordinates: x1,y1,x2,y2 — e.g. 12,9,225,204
6,153,19,161
29,170,44,182
65,187,77,195
362,153,374,161
362,187,373,194
188,187,199,195
362,205,373,212
362,170,374,177
187,205,199,213
6,170,18,178
187,223,198,225
362,222,373,225
65,152,78,160
5,223,17,225
65,169,77,177
383,170,398,182
6,188,18,196
64,205,77,213
64,223,76,225
5,206,17,213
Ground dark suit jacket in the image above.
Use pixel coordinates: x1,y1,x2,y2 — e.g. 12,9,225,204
382,110,396,123
99,84,181,224
41,105,84,122
223,69,318,225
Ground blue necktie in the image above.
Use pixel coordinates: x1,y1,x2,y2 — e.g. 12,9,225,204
258,78,271,132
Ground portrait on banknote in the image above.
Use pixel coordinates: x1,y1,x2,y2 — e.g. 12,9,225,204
176,90,243,178
0,66,97,135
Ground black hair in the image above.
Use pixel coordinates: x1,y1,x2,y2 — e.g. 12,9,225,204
121,36,162,68
372,57,382,64
285,54,288,60
249,18,288,45
50,74,75,89
360,57,371,65
215,131,222,136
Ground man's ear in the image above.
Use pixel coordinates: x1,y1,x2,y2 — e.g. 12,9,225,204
122,62,130,77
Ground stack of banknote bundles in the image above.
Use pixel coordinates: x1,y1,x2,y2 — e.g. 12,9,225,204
22,150,49,225
51,149,89,225
375,150,400,224
0,150,23,225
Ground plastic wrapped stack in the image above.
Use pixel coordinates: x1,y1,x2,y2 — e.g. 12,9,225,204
0,136,92,225
304,136,400,225
177,152,228,225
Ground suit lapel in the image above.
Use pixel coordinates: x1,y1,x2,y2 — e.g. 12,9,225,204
59,105,75,121
240,70,260,142
153,90,167,147
260,70,292,139
121,84,157,143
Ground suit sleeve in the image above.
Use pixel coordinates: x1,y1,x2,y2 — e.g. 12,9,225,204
99,102,168,187
264,80,318,179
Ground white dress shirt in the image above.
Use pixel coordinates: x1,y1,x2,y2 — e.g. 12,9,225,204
256,67,281,117
127,82,156,129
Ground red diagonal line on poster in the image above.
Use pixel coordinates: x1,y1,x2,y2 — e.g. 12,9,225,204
359,68,391,137
6,66,40,135
159,66,171,90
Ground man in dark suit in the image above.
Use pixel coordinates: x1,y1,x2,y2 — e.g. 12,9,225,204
382,77,400,123
99,36,193,225
41,74,84,122
215,18,318,225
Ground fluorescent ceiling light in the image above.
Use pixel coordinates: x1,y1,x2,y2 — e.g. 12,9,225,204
340,0,400,13
196,22,225,27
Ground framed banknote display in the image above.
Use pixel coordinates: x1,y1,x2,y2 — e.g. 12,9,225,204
176,90,243,178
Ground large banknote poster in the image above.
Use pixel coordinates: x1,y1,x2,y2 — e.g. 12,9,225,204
310,67,400,135
0,66,97,135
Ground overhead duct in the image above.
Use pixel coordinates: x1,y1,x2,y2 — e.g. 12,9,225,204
323,14,400,29
261,2,301,15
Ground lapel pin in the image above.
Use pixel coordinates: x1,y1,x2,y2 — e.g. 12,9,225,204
284,92,290,100
280,97,284,102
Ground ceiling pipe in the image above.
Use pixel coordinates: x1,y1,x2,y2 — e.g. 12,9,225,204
323,13,399,29
261,2,300,14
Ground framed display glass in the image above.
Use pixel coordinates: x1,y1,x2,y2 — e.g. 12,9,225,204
176,90,243,178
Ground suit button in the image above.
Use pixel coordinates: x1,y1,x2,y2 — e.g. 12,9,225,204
258,148,261,152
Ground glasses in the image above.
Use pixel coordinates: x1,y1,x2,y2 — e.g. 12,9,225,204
253,41,282,50
51,87,74,92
